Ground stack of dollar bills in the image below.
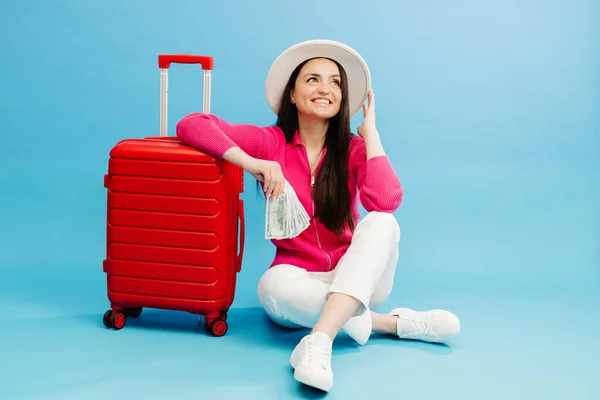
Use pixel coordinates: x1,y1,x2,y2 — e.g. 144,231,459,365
265,180,310,240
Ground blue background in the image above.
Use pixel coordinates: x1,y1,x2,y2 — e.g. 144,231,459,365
1,0,598,399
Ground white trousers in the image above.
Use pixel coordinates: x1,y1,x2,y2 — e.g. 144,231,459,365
257,211,401,345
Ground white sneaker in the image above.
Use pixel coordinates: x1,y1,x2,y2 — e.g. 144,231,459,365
389,308,461,344
289,332,334,392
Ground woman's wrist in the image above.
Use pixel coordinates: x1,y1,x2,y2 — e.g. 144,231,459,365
363,131,385,159
223,147,254,170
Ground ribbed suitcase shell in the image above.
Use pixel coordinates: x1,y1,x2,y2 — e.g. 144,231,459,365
102,136,245,336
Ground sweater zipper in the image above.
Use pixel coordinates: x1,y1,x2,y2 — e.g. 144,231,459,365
311,175,332,272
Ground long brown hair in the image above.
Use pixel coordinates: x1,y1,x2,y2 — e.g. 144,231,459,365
276,58,355,236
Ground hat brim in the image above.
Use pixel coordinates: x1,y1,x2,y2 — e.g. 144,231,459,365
266,40,371,118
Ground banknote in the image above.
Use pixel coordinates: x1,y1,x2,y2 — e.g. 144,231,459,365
265,180,310,240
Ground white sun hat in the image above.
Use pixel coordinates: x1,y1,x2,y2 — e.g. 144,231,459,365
265,39,371,118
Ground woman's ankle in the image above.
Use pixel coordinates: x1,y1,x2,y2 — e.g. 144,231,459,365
371,311,398,336
312,292,361,341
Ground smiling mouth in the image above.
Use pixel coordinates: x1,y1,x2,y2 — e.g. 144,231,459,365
312,98,331,105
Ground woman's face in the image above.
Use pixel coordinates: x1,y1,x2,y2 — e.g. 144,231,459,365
291,58,342,121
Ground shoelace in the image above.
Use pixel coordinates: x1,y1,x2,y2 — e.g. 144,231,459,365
306,338,332,370
399,315,435,339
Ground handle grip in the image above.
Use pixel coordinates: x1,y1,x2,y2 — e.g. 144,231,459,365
236,199,245,273
158,53,213,137
158,54,214,70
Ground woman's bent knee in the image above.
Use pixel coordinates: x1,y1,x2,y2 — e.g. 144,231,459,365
360,211,401,242
257,264,308,328
257,264,330,329
257,264,301,305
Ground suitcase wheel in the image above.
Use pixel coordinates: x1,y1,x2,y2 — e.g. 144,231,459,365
111,311,127,330
103,310,113,328
103,309,127,330
207,317,228,337
125,307,143,318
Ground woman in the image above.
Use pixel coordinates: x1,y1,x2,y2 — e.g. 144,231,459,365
176,39,460,392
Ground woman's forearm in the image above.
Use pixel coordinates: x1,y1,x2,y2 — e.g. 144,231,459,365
363,131,386,160
223,146,254,170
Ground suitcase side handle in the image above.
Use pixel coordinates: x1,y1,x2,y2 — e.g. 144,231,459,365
158,54,214,137
236,199,245,272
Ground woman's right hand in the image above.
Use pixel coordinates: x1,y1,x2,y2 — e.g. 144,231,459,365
222,146,285,198
243,157,285,198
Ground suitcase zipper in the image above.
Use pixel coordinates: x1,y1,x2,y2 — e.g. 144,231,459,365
311,175,332,272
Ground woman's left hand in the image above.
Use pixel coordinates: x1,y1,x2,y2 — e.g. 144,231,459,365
357,89,377,139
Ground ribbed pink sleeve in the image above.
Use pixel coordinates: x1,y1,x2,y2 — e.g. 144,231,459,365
175,112,284,160
350,136,403,212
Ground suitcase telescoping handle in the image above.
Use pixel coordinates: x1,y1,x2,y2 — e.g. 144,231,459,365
158,54,214,137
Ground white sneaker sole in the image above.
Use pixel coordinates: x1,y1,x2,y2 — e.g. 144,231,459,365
293,363,334,392
290,350,299,369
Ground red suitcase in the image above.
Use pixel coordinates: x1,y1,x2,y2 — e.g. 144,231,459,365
101,54,245,337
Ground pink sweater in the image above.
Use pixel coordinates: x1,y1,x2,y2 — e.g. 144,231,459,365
176,113,403,273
